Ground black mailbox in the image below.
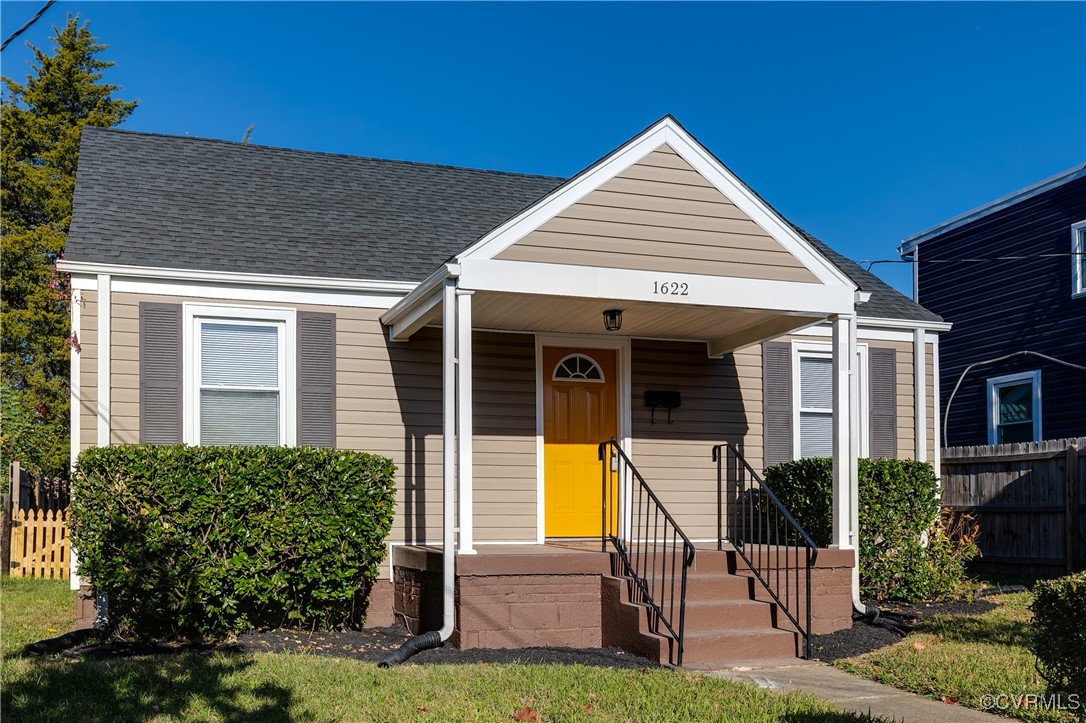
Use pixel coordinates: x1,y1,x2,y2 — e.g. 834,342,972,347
645,390,681,424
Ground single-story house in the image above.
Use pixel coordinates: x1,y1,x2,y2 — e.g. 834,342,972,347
61,116,947,666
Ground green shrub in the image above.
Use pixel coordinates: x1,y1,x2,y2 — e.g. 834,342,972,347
70,444,396,641
762,457,978,601
1030,572,1086,694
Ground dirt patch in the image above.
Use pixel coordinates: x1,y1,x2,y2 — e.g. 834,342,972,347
237,626,659,669
811,598,997,663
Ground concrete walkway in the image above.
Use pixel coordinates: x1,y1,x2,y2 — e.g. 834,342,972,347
708,660,1003,722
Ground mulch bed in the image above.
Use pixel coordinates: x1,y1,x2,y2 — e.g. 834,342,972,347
811,598,997,663
236,625,660,669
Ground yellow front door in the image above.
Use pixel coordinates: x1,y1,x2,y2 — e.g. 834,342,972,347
543,347,617,537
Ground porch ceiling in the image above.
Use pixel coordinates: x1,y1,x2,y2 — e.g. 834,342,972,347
463,291,824,353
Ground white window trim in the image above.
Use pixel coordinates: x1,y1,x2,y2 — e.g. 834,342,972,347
182,303,297,447
791,341,869,459
986,370,1042,445
1072,220,1086,299
551,353,606,383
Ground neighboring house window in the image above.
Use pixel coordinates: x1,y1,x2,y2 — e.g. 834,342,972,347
1073,220,1086,298
791,343,868,459
987,371,1042,445
184,304,296,446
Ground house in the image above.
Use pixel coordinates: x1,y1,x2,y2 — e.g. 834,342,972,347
61,116,946,665
899,164,1086,448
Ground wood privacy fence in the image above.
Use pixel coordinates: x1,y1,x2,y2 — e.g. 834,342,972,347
941,437,1085,575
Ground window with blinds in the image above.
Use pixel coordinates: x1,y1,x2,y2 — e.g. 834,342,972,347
197,320,284,445
798,354,834,458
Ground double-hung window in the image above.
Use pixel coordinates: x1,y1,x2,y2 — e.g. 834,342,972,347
184,304,296,446
792,342,869,459
1073,220,1086,298
987,371,1041,445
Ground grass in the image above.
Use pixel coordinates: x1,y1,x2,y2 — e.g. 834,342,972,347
0,578,884,722
837,592,1080,722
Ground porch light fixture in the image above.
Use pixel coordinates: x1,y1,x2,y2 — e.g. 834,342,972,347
602,308,623,332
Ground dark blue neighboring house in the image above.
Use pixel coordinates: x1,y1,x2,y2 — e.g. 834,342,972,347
899,164,1086,448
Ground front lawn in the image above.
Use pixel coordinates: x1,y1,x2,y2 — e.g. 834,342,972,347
838,591,1077,722
1,579,884,722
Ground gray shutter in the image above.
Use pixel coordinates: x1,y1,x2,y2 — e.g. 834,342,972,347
763,342,793,466
297,311,336,448
139,303,183,444
869,347,897,459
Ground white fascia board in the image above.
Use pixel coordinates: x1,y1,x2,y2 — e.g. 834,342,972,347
457,117,855,291
379,263,459,328
899,162,1086,254
660,124,854,289
388,288,443,341
68,274,406,310
57,260,417,294
459,258,855,315
857,316,952,332
458,119,673,262
797,322,942,344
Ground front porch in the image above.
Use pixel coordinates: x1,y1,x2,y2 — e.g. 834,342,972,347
390,541,855,666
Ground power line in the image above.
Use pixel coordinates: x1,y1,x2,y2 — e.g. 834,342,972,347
943,350,1086,448
1,0,56,53
861,253,1083,271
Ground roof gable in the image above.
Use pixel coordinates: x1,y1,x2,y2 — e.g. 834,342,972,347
459,117,854,289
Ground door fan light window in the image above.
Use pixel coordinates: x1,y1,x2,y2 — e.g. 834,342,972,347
186,305,294,447
552,354,605,382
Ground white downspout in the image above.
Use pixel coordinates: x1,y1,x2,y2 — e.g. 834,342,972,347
439,278,457,641
847,315,867,616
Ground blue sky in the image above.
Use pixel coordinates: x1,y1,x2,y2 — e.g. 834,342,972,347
3,1,1083,294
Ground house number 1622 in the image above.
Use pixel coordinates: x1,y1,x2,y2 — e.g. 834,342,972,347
652,281,689,296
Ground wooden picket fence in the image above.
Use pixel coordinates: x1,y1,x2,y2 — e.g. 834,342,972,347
8,508,69,579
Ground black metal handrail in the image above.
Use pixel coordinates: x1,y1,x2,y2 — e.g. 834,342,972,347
712,443,818,659
599,439,695,666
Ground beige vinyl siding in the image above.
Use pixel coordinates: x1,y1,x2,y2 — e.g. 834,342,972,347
78,291,98,452
101,292,539,563
630,340,763,541
495,144,820,284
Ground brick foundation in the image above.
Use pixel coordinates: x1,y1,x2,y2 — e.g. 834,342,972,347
75,584,97,631
734,547,855,634
364,579,395,628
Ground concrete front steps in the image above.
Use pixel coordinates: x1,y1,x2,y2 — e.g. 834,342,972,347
601,549,802,667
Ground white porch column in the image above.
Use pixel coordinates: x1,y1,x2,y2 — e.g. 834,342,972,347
96,274,111,447
442,279,457,555
914,328,928,463
831,314,856,550
456,289,476,555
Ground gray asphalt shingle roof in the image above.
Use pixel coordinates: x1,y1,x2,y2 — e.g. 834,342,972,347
67,126,940,323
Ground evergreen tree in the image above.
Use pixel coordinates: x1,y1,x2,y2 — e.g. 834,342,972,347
1,16,137,479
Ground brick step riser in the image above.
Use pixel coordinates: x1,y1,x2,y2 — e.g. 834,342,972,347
680,632,800,663
616,574,756,601
682,603,776,631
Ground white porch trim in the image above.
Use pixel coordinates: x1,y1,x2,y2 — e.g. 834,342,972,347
456,289,476,555
914,328,928,463
96,274,111,447
830,314,858,551
70,289,82,591
458,259,855,316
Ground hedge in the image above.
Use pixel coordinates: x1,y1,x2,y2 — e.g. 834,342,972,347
762,457,978,601
70,445,396,641
1030,572,1086,694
